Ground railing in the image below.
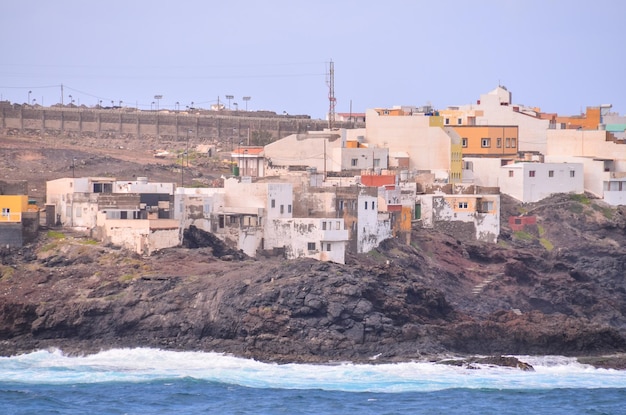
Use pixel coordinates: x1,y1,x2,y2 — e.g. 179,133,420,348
0,212,22,222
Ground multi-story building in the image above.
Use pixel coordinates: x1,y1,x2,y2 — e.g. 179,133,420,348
440,86,551,154
545,128,626,205
498,162,584,203
365,108,463,183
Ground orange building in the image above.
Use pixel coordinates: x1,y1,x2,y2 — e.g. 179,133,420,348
453,125,519,157
556,106,603,130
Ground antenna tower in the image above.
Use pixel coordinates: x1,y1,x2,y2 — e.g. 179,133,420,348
326,59,336,129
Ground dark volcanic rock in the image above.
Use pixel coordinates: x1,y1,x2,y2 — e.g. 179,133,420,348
1,194,626,366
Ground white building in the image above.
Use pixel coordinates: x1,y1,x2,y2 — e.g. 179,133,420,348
418,193,500,243
546,129,626,205
265,217,349,264
498,162,584,203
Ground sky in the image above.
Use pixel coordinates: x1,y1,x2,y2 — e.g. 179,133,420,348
1,0,625,120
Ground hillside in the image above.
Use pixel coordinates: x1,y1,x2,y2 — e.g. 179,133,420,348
1,134,626,368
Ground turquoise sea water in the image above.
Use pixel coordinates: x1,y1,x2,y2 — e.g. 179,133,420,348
1,348,625,414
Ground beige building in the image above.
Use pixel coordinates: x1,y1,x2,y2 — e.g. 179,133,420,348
365,109,462,183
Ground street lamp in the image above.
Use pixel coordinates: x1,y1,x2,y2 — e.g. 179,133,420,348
233,102,238,112
68,95,73,105
225,95,234,110
175,101,180,111
242,96,251,111
28,90,32,105
154,95,162,111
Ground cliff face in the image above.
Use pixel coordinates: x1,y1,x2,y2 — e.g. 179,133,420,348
1,194,626,364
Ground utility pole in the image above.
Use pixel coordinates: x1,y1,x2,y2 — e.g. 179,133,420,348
326,60,336,130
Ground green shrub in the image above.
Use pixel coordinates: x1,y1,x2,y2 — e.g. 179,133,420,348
539,238,554,251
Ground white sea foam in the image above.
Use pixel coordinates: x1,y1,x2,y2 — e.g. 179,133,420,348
1,348,624,392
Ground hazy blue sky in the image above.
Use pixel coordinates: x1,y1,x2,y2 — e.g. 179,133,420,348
1,0,624,119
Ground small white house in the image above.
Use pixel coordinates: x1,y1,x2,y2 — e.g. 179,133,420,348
498,162,584,203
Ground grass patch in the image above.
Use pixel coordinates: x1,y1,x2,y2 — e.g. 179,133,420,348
591,203,614,220
119,274,137,282
40,242,60,252
513,230,534,241
46,230,65,239
367,249,386,260
79,238,99,245
539,238,554,251
570,193,590,204
0,265,15,281
568,203,584,214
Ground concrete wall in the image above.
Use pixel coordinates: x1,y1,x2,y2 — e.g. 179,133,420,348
1,106,359,145
462,157,505,187
547,129,626,160
0,223,23,247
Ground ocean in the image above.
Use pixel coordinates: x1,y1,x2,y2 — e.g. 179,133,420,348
1,348,625,414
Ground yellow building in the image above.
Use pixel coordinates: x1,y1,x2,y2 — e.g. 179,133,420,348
0,195,29,222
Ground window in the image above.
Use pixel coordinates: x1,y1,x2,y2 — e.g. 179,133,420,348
481,138,491,148
445,118,450,125
511,138,517,147
307,242,316,251
336,221,341,230
326,243,331,251
462,138,468,148
322,221,327,230
271,199,275,208
364,201,368,210
457,118,462,125
1,208,9,217
529,170,536,177
371,201,375,210
505,137,511,148
548,170,554,178
280,205,284,214
373,158,380,167
351,158,358,167
481,201,494,212
497,138,502,148
339,200,344,211
458,202,468,209
508,170,514,177
288,204,292,213
570,170,576,178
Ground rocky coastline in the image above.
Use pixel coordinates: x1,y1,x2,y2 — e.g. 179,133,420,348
2,193,626,370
